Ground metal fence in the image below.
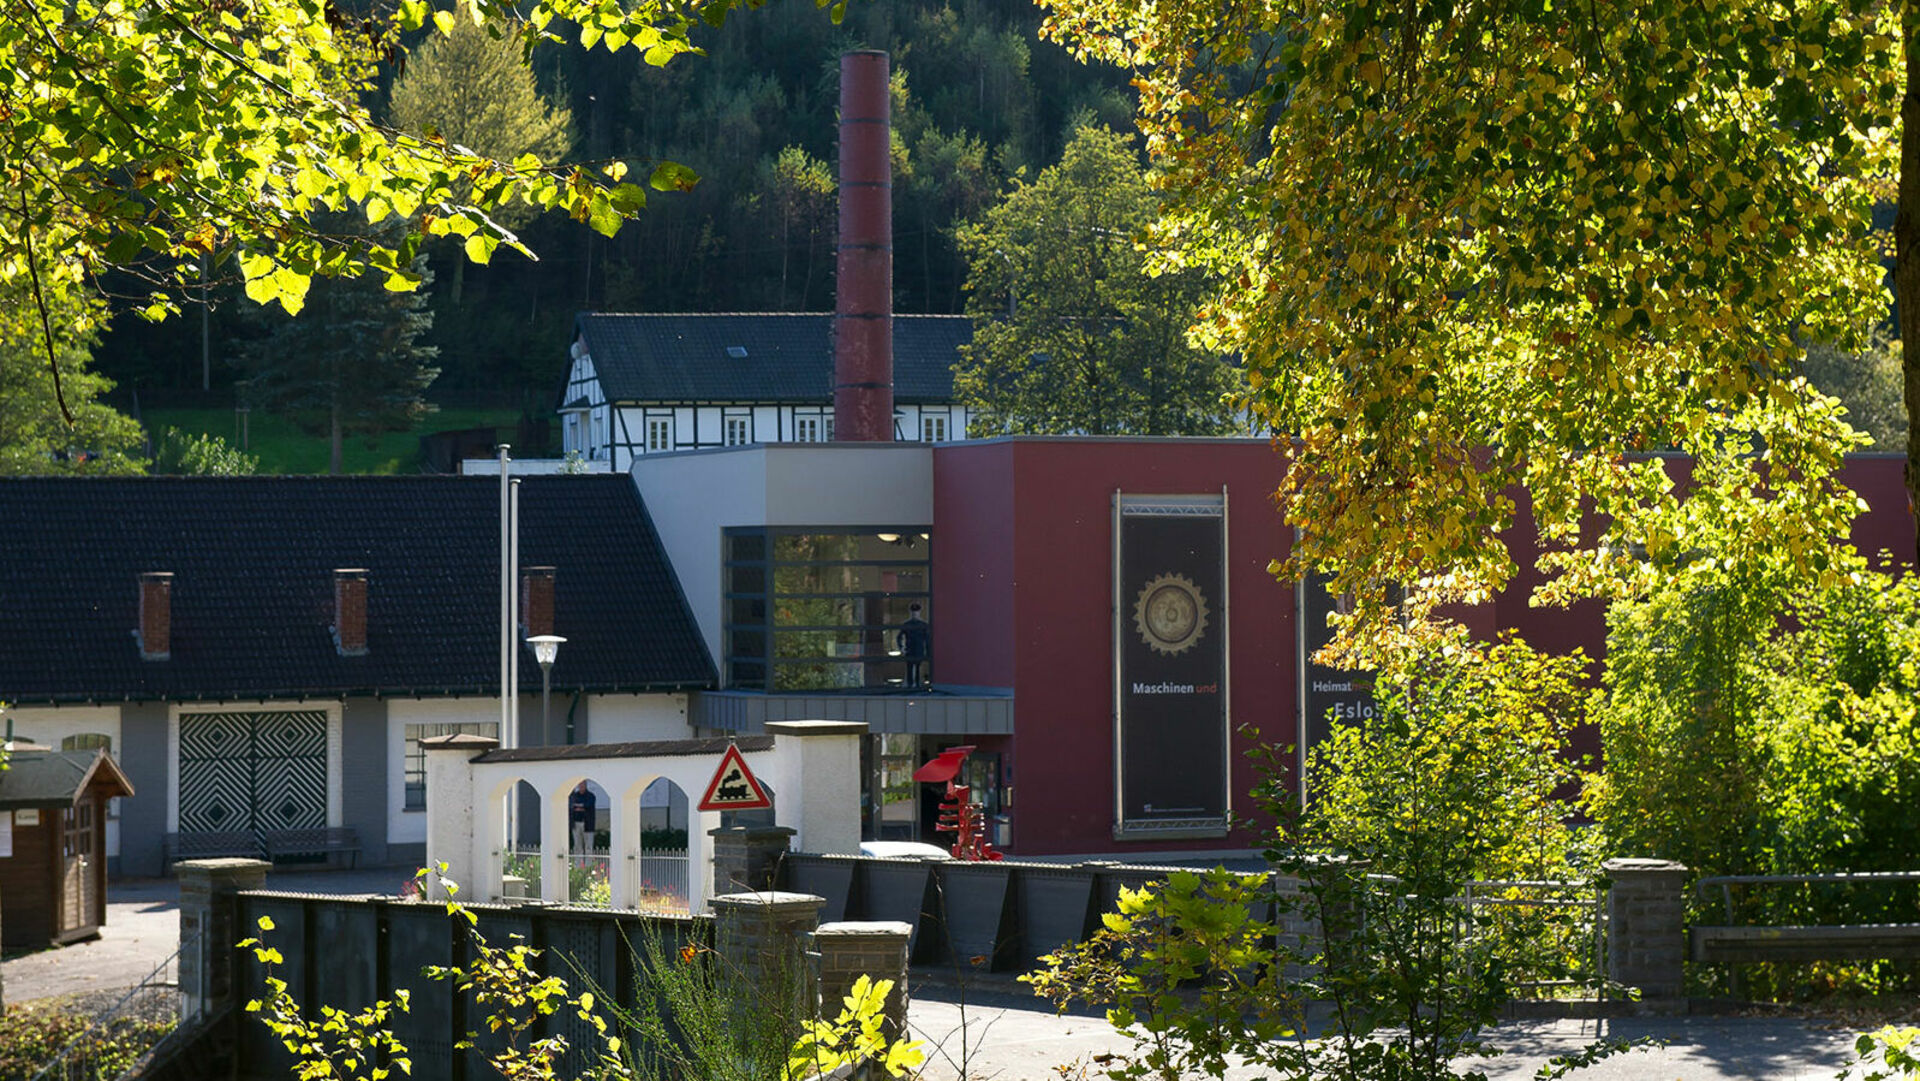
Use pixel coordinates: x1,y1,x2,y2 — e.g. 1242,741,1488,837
635,847,690,914
1455,878,1607,998
30,932,198,1081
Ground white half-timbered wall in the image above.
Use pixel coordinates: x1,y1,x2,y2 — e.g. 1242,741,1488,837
560,352,973,473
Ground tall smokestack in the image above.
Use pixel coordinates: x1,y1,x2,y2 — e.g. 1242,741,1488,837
834,50,894,442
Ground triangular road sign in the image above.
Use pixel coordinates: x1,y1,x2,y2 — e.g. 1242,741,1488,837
697,743,773,811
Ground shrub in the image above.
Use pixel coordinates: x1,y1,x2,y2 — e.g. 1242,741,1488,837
0,1006,175,1081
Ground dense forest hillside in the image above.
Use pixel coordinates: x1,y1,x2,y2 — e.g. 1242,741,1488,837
98,0,1134,405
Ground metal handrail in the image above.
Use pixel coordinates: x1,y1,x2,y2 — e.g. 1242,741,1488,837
1693,870,1920,924
29,930,201,1081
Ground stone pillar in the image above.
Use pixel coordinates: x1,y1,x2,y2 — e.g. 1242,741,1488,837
177,858,270,1021
1604,858,1689,1005
709,824,795,897
711,891,826,1017
765,720,866,854
814,921,911,1040
421,732,497,901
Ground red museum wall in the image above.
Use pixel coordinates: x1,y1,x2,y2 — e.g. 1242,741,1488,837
931,440,1917,858
934,439,1295,856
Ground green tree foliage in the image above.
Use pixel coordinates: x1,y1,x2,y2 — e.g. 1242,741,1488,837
86,0,1137,397
736,146,836,311
955,125,1237,435
1802,332,1907,451
1039,0,1902,624
1591,568,1920,881
389,17,577,304
1030,631,1618,1081
0,285,145,475
150,427,260,475
0,0,765,316
234,237,440,475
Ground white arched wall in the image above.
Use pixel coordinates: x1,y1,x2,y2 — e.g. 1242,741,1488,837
432,723,861,912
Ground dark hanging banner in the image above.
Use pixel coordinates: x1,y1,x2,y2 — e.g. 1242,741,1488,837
1114,496,1228,838
1295,568,1378,807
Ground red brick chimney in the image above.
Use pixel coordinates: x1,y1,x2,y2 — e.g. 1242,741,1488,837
334,569,368,656
833,50,894,442
520,566,555,638
138,571,172,661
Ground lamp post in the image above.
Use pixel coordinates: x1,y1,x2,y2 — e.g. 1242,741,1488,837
526,635,566,744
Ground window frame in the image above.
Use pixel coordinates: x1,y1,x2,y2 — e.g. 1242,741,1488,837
403,722,500,811
722,527,932,691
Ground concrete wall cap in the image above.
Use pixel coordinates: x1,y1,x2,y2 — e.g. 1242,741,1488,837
710,890,826,907
766,720,869,737
816,921,913,937
1602,858,1690,873
175,858,273,873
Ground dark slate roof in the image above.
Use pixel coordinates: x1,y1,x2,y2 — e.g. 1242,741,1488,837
573,313,969,404
0,748,134,806
0,475,714,704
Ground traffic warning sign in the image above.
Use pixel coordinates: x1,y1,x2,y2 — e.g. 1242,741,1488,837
697,743,773,811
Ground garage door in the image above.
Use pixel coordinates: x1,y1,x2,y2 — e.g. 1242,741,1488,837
178,711,328,833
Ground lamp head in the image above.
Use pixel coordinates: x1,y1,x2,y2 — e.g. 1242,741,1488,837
526,634,566,667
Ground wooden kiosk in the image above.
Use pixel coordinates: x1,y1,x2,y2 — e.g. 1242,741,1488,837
0,745,135,949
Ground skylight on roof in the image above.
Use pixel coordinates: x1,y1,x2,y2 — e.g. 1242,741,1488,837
726,345,749,359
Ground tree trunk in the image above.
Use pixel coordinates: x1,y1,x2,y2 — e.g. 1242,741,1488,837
1900,7,1920,569
330,399,343,475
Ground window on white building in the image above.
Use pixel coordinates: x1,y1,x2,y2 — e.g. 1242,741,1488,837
647,417,672,452
725,417,750,446
404,722,499,810
590,413,606,458
921,415,948,443
795,416,821,443
564,414,580,453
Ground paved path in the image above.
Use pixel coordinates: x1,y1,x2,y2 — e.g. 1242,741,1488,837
1,869,402,1007
905,994,1869,1081
2,873,1888,1081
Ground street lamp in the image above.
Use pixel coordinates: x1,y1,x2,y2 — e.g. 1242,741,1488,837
526,635,566,744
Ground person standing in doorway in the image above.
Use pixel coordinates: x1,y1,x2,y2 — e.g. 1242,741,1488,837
898,603,931,688
568,781,598,860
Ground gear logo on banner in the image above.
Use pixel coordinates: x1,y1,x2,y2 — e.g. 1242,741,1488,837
1133,572,1209,655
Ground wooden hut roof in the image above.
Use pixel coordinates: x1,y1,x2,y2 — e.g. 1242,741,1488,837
0,748,134,807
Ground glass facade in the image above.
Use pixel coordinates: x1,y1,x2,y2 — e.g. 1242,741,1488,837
723,527,931,690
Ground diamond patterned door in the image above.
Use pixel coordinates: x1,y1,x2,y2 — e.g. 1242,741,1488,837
179,711,328,836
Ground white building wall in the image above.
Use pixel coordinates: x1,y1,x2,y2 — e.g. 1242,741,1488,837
2,705,124,858
387,698,501,849
585,693,692,743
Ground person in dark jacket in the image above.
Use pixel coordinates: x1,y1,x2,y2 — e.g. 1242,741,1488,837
897,603,931,687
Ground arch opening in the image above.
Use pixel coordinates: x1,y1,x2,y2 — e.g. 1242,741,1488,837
636,777,690,914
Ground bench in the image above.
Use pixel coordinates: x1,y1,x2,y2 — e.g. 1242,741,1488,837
1691,924,1920,964
262,827,361,868
163,830,264,870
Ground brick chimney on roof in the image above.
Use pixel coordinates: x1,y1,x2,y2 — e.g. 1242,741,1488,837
833,50,894,442
520,566,555,639
138,571,172,661
334,569,368,656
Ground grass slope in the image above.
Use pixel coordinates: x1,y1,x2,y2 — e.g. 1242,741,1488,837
143,407,526,475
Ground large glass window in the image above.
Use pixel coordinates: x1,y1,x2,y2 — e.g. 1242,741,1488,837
723,528,931,690
404,722,499,810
